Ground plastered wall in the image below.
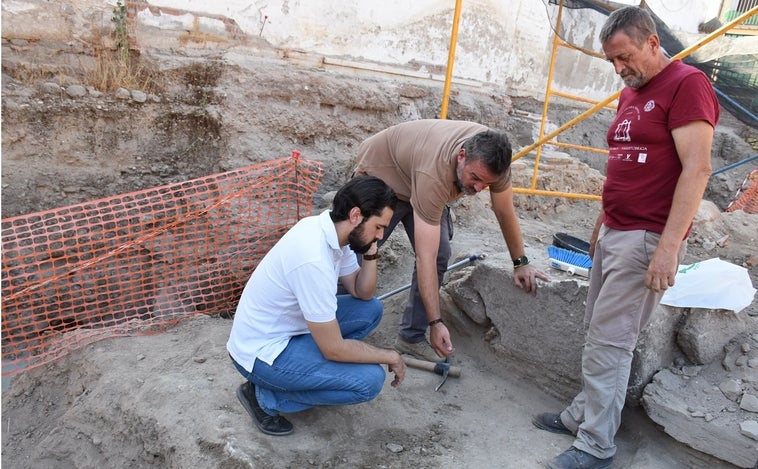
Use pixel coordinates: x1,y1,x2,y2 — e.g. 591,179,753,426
1,0,722,100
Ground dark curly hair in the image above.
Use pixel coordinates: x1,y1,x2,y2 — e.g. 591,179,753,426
330,175,397,222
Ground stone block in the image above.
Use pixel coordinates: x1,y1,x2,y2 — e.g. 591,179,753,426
444,256,686,404
677,309,749,364
643,368,758,468
445,256,586,400
628,305,684,405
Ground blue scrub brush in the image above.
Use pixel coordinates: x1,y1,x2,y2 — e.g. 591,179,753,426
547,245,592,277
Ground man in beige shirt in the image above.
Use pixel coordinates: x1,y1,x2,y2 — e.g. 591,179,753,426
355,119,549,362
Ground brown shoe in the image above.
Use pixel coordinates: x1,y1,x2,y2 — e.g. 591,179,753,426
394,336,442,362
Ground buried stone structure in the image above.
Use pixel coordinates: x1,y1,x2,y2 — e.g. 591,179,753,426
440,249,758,468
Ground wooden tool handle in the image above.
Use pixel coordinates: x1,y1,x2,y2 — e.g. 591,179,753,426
402,355,462,377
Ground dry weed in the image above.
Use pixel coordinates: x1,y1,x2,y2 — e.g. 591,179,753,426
83,0,159,93
85,48,158,93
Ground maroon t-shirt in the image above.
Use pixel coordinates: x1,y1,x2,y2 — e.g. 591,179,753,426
603,60,720,236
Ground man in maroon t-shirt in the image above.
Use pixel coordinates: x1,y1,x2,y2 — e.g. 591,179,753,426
532,7,719,469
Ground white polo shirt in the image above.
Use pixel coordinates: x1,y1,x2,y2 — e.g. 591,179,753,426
227,210,360,371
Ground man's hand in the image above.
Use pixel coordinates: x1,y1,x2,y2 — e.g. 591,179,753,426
429,322,455,358
646,247,679,292
513,264,550,294
387,351,407,387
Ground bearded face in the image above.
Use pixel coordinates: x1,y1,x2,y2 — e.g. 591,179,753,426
455,153,499,196
348,219,375,254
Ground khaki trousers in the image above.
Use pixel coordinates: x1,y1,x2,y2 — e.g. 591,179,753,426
560,226,686,459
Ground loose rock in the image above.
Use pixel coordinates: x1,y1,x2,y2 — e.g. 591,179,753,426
740,393,758,413
739,420,758,440
719,379,743,402
65,85,87,98
131,90,148,103
386,443,404,453
39,82,61,94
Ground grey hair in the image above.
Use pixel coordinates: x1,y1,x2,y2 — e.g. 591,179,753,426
600,6,657,47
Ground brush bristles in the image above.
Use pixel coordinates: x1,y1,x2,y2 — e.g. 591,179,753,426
547,245,592,268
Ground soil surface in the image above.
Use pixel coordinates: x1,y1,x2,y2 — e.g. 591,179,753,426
2,41,758,468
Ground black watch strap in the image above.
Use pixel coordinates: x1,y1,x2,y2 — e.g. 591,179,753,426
513,255,529,268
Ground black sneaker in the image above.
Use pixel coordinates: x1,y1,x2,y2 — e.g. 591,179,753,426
548,446,613,469
532,412,574,436
236,382,293,436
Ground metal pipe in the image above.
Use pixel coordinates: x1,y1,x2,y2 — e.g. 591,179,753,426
712,154,758,176
713,86,758,126
377,253,485,301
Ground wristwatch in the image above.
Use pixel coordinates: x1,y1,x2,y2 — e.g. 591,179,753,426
513,255,529,268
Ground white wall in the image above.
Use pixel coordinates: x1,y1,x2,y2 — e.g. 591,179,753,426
136,0,563,98
645,0,721,32
135,0,724,100
1,0,726,101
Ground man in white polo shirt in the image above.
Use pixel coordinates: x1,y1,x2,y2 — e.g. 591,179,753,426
227,176,406,436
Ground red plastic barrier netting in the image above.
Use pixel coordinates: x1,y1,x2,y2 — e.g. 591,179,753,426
726,168,758,214
1,154,323,376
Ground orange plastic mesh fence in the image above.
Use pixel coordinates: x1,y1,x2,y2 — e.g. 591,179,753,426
1,153,324,376
726,168,758,214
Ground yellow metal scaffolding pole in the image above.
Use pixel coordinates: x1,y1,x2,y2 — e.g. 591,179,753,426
440,0,463,119
670,7,758,61
530,0,565,191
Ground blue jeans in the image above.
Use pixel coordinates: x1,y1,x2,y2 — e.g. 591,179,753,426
231,295,386,415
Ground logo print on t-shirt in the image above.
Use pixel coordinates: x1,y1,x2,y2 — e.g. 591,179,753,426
644,100,655,112
613,119,632,142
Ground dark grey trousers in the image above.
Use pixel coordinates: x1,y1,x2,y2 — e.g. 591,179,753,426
378,199,452,343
